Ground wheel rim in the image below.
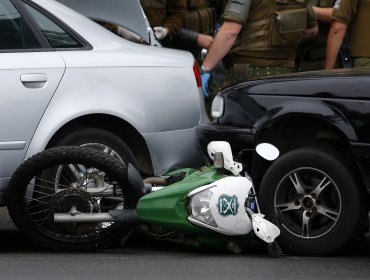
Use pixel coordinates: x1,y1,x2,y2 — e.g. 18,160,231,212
23,162,125,243
274,167,342,239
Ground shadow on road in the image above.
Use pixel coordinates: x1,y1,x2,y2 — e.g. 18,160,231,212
0,207,369,257
0,228,369,258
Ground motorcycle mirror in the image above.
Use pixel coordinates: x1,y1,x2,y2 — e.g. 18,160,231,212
256,143,279,161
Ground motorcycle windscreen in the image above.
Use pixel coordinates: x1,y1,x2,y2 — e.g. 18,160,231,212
56,0,149,43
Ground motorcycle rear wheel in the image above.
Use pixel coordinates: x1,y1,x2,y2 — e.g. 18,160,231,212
7,146,133,250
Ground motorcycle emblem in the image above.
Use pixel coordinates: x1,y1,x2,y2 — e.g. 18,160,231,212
217,195,239,216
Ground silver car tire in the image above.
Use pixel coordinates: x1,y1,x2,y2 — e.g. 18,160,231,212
53,127,137,167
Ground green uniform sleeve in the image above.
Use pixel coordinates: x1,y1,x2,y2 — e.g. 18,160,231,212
223,0,252,25
306,2,318,29
163,0,187,39
332,0,358,26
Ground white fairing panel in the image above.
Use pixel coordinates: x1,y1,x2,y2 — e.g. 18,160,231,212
251,213,280,243
209,177,253,235
188,177,253,236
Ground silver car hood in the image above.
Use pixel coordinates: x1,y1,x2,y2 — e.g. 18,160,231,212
57,0,149,43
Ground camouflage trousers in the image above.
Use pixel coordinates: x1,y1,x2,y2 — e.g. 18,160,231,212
354,57,370,68
206,63,294,117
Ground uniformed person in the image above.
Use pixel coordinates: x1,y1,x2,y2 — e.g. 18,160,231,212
201,0,318,97
171,0,215,54
140,0,187,43
296,0,336,71
325,0,370,69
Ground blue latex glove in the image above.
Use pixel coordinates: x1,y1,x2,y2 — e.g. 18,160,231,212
201,71,211,98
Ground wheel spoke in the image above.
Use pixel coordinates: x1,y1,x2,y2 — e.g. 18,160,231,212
311,176,331,198
289,172,305,195
33,177,70,190
275,201,300,213
67,164,85,180
316,205,339,221
54,165,82,191
301,211,311,238
25,196,52,206
28,208,51,216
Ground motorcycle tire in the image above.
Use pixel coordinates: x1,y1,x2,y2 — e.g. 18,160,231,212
7,146,133,251
259,147,367,256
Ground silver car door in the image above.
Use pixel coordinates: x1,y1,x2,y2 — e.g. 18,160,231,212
0,0,65,178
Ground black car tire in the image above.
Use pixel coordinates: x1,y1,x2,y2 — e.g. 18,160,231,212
259,147,366,256
7,146,133,250
54,127,137,167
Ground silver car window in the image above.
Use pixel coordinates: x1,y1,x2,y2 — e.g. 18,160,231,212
0,0,24,49
24,2,82,48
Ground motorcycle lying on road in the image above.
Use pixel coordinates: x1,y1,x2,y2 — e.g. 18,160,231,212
7,141,281,255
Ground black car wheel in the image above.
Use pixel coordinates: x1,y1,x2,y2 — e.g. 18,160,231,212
259,147,366,256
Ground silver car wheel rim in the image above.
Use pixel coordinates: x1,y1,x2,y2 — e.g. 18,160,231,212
55,142,124,191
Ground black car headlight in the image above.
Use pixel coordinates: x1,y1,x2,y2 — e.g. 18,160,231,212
211,95,224,119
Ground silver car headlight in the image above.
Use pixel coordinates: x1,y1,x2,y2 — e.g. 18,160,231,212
211,95,224,119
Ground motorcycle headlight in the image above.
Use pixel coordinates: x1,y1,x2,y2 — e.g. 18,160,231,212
189,186,217,227
211,95,224,119
188,177,254,236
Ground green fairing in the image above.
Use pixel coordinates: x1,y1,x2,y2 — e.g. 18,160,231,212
164,167,199,177
137,167,226,235
138,167,255,251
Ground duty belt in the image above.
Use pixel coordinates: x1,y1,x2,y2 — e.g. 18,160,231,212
230,63,294,82
249,66,294,78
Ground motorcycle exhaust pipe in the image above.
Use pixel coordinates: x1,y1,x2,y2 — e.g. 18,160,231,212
54,209,140,224
54,213,115,223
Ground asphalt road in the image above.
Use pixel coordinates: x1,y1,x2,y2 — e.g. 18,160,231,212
0,209,369,280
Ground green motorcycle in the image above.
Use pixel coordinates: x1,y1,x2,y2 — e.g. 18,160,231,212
7,141,280,254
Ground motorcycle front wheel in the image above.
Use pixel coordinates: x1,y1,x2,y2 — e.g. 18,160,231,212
7,146,133,250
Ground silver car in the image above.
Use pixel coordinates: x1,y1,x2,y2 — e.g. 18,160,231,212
0,0,208,207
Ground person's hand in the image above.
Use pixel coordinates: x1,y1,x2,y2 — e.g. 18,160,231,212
197,34,213,49
153,26,169,40
201,70,211,98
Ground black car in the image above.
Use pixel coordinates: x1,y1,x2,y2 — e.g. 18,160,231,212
197,68,370,256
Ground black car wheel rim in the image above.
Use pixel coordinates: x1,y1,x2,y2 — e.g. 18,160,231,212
274,167,342,239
